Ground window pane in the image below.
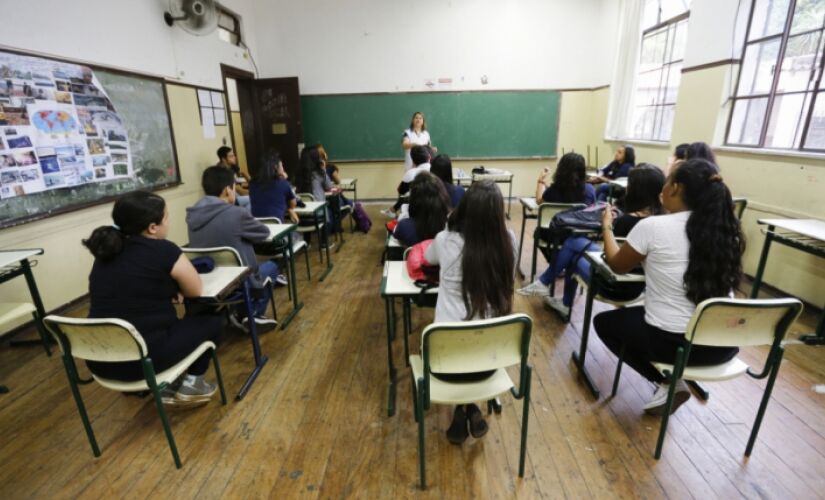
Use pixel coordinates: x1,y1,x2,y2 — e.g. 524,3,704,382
749,0,791,40
632,106,657,139
655,105,676,140
218,10,237,31
643,0,660,29
737,39,782,95
777,31,823,92
639,29,668,72
661,0,690,21
662,63,683,103
790,0,825,34
803,92,825,148
636,69,664,106
667,20,689,62
765,92,810,148
727,98,769,145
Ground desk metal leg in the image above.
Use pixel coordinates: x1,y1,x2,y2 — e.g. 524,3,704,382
506,180,513,219
385,297,397,417
9,259,52,355
571,279,601,399
403,299,411,367
237,281,268,400
280,232,304,330
517,205,527,279
318,208,334,282
750,228,774,299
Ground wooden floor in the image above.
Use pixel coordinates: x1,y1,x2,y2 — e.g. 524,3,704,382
2,203,825,499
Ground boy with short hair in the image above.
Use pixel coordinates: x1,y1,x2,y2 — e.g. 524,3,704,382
216,146,251,210
381,145,432,218
186,166,281,329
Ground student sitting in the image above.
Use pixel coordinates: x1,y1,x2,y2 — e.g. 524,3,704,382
429,154,465,208
249,151,298,224
295,145,339,248
317,143,353,232
594,159,743,415
536,152,596,204
665,143,689,176
83,191,222,406
216,146,251,210
685,141,716,163
424,180,517,445
393,172,451,247
381,145,431,218
186,166,281,330
588,145,635,201
518,164,666,318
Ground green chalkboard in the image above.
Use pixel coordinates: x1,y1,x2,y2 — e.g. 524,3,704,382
0,49,179,229
301,91,560,161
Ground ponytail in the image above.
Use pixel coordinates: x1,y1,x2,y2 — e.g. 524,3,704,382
82,191,166,261
673,159,745,304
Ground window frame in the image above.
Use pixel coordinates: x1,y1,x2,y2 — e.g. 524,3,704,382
217,6,242,47
725,0,825,152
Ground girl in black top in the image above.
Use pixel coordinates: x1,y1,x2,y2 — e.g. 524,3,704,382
83,191,222,406
536,152,597,204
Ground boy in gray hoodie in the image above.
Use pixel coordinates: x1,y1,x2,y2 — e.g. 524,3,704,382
186,166,279,328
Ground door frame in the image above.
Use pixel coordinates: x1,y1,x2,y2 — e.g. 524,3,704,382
220,64,255,173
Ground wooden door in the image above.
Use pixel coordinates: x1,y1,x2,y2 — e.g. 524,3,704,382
236,77,303,178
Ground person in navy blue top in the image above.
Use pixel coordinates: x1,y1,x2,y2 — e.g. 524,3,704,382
249,152,298,223
536,152,596,205
429,154,465,208
588,145,635,201
393,172,451,247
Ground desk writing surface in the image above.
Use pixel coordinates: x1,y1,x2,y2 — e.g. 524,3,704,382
264,223,297,242
585,251,646,283
0,249,43,269
607,177,628,188
381,261,439,296
295,201,327,214
758,219,825,241
520,197,539,211
199,267,250,298
339,178,356,188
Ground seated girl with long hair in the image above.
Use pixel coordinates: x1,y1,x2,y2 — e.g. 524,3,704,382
589,145,636,201
536,152,595,205
83,191,223,406
595,159,744,415
249,151,299,224
429,154,465,208
518,164,666,318
393,172,451,247
424,180,517,445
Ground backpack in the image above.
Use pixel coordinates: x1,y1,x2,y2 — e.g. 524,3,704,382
406,239,439,307
352,202,372,233
536,202,618,246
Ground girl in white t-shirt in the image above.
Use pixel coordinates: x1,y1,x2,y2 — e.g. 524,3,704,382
402,111,436,171
594,159,744,416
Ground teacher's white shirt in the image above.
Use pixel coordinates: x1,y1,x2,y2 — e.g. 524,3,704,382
402,128,431,171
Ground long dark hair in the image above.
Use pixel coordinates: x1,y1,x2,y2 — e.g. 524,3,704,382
430,154,453,184
296,145,323,194
686,142,717,164
409,172,450,241
447,181,514,319
551,152,587,202
623,163,665,214
673,159,745,304
252,151,282,185
82,191,166,261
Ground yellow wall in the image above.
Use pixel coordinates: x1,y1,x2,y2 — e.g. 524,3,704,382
0,83,231,333
231,111,249,175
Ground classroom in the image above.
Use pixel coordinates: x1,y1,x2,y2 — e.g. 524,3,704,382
1,0,824,497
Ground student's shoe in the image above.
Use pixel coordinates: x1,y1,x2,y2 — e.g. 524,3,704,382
643,379,691,416
174,375,217,405
543,296,571,318
516,280,550,297
275,274,288,286
242,315,278,332
380,208,396,218
228,312,247,332
160,376,184,405
465,404,489,439
446,406,469,445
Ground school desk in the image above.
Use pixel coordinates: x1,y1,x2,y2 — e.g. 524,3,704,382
295,200,334,281
380,260,438,417
325,192,348,251
751,218,825,345
454,168,515,218
0,249,51,354
263,222,304,330
517,197,539,278
338,178,357,205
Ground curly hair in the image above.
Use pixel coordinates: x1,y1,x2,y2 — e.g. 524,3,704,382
551,152,587,202
673,159,745,304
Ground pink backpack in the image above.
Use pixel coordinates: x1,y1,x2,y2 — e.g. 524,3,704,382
406,239,439,284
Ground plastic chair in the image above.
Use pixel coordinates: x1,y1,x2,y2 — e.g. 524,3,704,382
530,202,586,291
609,297,803,459
409,313,533,489
43,315,227,468
255,217,311,291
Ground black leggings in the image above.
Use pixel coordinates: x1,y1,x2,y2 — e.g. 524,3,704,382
86,314,224,382
594,306,738,383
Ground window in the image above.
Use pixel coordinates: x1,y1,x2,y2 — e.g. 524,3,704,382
217,7,241,46
727,0,825,151
630,0,692,141
197,88,227,126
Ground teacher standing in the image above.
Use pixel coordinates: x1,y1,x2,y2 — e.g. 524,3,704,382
402,111,436,171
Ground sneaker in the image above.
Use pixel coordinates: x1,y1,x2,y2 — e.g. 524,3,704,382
543,296,570,318
516,280,550,297
160,376,184,405
228,312,247,332
380,208,396,218
242,315,278,332
643,379,691,416
174,376,217,404
275,274,288,286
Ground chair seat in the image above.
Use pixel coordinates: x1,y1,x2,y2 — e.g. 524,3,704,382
295,223,325,233
409,355,514,404
653,356,750,382
93,341,216,392
574,275,645,306
0,302,36,326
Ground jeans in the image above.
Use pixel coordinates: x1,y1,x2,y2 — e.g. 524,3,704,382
236,194,251,211
596,183,611,202
253,260,279,317
538,236,599,306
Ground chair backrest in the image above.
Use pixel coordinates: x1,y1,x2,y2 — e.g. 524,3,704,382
732,197,748,220
43,315,147,362
537,203,586,229
422,313,532,374
256,217,282,224
182,246,243,267
297,192,315,202
686,298,803,348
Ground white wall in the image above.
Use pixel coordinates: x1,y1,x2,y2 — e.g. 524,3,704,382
0,0,257,88
248,0,619,94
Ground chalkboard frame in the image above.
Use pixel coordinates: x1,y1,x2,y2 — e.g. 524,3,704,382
301,89,562,163
0,48,182,230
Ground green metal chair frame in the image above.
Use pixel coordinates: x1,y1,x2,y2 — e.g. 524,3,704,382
43,315,227,468
530,202,586,291
410,313,533,489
